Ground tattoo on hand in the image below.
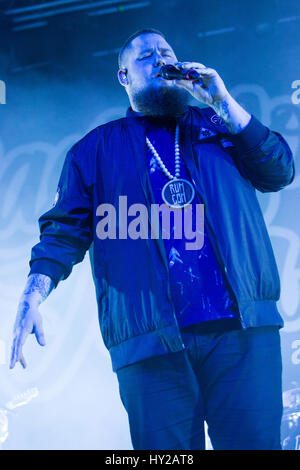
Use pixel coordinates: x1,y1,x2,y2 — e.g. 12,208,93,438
23,274,54,302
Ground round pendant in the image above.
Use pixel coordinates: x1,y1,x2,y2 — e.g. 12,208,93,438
161,178,195,209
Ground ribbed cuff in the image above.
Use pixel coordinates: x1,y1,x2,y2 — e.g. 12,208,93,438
230,114,269,153
28,259,67,288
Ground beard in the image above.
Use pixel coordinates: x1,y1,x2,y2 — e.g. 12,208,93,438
130,80,191,118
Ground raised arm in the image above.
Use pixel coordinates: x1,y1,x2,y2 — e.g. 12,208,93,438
174,61,295,193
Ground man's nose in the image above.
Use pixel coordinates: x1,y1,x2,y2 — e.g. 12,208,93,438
154,54,166,67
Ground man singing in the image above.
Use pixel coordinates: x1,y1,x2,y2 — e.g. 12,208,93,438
10,28,295,450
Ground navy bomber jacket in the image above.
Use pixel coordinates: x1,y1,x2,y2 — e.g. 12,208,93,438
28,105,295,371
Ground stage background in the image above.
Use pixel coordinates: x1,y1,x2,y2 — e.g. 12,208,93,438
0,0,299,450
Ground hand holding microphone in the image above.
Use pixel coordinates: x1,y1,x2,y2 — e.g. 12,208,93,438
159,61,230,107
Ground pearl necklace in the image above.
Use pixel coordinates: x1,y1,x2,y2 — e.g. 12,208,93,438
145,124,195,209
146,124,181,180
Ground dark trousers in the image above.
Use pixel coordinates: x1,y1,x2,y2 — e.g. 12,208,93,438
116,323,283,450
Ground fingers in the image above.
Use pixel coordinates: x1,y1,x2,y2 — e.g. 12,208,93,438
9,337,17,369
19,352,27,369
10,326,46,369
9,306,46,370
10,349,27,369
34,324,46,346
33,314,46,346
176,62,217,77
196,68,217,76
176,61,206,70
9,328,29,369
174,62,217,89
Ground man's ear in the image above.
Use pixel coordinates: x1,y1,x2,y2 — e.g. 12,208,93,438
118,69,128,86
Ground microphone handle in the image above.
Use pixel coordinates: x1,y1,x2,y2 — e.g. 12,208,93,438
160,65,201,82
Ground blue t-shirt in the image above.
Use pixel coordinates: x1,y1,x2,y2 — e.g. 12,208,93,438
144,115,239,328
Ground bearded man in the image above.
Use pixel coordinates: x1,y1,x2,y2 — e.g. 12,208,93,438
10,29,295,450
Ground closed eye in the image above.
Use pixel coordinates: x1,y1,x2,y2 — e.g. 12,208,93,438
138,50,174,60
139,51,153,60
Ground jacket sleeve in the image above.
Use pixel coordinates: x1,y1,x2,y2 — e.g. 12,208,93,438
229,114,295,193
28,148,93,288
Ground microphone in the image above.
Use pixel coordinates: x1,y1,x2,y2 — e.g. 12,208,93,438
159,64,201,81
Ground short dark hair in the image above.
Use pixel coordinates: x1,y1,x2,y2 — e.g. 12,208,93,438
118,28,166,68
